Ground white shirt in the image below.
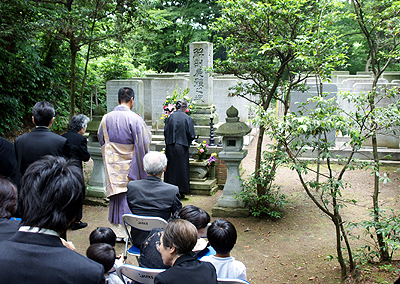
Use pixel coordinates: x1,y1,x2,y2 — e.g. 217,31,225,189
19,226,59,237
201,255,247,280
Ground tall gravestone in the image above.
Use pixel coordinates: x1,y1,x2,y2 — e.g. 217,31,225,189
189,42,218,137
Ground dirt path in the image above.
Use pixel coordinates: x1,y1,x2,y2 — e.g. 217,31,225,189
69,136,400,283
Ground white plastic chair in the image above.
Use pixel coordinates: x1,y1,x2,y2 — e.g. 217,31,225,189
117,264,165,284
122,213,168,262
217,278,250,284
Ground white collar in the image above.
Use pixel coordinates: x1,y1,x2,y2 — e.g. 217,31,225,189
19,226,59,237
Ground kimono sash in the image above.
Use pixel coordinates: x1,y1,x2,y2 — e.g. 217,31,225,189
100,120,134,197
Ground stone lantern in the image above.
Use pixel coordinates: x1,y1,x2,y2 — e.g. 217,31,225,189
85,105,107,198
212,105,251,217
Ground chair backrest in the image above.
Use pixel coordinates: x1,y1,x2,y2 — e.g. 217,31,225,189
217,278,250,284
122,213,168,240
117,264,165,284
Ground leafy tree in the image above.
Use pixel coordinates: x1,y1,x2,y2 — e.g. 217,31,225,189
0,0,62,134
261,89,400,278
211,0,346,198
136,0,220,72
32,0,153,121
349,0,400,261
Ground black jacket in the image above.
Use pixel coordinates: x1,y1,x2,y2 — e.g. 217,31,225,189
154,253,217,284
14,127,69,184
62,129,90,169
164,110,196,147
0,231,104,284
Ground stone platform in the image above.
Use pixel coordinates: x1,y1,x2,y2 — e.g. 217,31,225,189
190,178,219,196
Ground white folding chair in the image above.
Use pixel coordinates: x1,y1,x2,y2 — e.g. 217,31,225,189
122,213,168,262
217,278,250,284
117,264,165,284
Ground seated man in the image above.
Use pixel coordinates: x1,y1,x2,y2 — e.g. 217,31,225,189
126,151,182,247
0,156,105,283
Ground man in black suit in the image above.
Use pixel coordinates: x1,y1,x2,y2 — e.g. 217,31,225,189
126,151,182,247
62,114,91,230
164,99,196,199
0,155,105,283
14,101,70,185
0,137,17,184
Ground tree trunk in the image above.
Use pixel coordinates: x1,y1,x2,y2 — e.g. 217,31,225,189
69,40,78,121
255,125,265,196
333,217,347,279
371,132,389,260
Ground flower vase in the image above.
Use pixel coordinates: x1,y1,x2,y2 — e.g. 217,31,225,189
197,153,207,161
209,163,216,179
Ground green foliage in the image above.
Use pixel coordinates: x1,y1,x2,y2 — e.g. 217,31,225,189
212,0,347,109
348,208,400,263
135,0,221,72
237,150,287,218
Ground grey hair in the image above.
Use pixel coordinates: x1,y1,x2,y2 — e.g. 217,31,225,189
69,114,90,132
143,151,167,176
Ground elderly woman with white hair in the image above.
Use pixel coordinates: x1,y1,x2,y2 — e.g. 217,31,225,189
62,114,91,230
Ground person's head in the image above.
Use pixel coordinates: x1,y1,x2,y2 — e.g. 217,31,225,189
207,219,237,255
0,177,17,218
178,205,210,238
158,219,198,266
89,227,117,247
118,87,134,107
69,114,90,135
32,101,55,127
19,155,84,234
86,243,115,273
175,99,188,111
143,151,167,176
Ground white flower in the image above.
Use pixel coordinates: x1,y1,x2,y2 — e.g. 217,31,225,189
166,96,171,99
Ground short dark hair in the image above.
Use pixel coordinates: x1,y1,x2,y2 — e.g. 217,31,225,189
86,243,115,273
32,101,55,126
90,227,116,246
69,114,90,132
207,219,237,255
19,155,84,233
118,87,134,104
176,99,187,110
162,219,197,255
177,205,210,230
0,177,17,218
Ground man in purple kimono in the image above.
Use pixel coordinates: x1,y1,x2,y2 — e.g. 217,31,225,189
98,87,152,240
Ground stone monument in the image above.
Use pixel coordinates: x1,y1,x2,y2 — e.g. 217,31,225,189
85,105,107,198
189,42,218,138
212,106,250,217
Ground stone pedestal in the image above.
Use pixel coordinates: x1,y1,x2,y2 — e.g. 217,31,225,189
87,144,106,198
189,159,218,196
212,150,249,217
212,105,251,217
85,106,107,198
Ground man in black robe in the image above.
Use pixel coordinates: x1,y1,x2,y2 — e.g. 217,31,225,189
164,99,196,199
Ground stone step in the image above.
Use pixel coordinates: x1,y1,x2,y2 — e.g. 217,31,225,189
151,134,164,141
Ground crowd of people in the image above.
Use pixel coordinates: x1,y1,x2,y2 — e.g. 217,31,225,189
0,87,247,283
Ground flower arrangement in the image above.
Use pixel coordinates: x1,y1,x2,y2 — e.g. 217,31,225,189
161,86,196,122
207,152,217,166
197,140,209,160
